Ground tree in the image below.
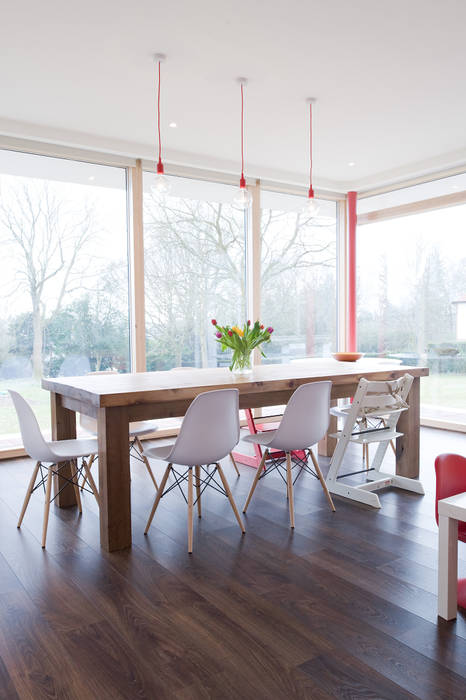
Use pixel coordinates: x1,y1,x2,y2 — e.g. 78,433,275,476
144,192,336,368
0,182,98,377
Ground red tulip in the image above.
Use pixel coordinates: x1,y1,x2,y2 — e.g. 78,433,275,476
211,319,217,326
260,324,264,329
247,320,251,326
228,330,233,336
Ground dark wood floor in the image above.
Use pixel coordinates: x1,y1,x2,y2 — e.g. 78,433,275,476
0,427,465,699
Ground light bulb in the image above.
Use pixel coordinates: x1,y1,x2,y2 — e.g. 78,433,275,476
151,172,171,195
152,160,171,195
232,178,252,210
303,195,320,217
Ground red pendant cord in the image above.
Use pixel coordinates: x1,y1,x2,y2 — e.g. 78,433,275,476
240,83,245,188
156,61,164,174
308,102,314,199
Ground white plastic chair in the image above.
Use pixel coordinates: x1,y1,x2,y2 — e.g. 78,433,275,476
144,388,245,553
9,390,99,548
171,366,240,476
242,381,336,528
325,374,425,508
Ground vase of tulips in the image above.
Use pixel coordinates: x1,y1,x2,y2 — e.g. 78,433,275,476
212,319,274,376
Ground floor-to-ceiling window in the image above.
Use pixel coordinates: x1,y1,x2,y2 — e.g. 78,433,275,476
0,149,130,447
358,176,466,426
260,191,337,363
143,174,247,369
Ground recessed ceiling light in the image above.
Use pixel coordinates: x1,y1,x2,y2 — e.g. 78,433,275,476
169,122,177,128
88,176,95,181
348,161,355,167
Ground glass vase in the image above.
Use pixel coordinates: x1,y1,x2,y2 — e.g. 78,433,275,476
230,352,253,377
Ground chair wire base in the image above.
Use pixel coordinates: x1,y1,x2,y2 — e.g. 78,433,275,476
34,459,95,502
160,464,228,506
257,453,319,487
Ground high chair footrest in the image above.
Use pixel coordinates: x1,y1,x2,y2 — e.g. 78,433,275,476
329,429,402,444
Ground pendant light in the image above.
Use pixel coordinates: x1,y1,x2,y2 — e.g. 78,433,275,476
152,54,171,195
303,97,320,217
232,78,252,210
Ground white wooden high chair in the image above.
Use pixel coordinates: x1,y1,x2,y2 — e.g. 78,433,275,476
325,374,425,509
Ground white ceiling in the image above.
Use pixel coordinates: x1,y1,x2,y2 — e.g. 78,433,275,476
1,0,466,193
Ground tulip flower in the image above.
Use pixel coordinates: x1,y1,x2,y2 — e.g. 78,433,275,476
211,319,217,326
247,320,251,326
267,326,274,333
228,330,233,336
260,324,264,329
216,331,222,338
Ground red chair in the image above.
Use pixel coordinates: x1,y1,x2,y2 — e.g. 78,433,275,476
231,408,307,469
435,453,466,610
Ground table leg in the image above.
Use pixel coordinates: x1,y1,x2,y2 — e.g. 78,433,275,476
396,375,420,478
318,399,337,458
98,406,131,551
50,392,77,508
438,514,458,620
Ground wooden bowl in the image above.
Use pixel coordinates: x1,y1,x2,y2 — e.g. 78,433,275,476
332,352,363,362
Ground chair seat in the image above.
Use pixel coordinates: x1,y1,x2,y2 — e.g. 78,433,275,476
243,431,277,448
143,442,175,462
129,420,158,437
47,438,98,460
330,405,350,418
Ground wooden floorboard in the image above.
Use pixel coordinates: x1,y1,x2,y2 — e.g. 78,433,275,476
0,426,464,698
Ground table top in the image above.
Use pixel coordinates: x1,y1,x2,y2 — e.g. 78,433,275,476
438,492,466,519
42,358,428,408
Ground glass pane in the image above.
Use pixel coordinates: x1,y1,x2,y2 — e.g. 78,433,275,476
143,174,246,369
260,191,337,364
357,204,466,425
0,150,130,448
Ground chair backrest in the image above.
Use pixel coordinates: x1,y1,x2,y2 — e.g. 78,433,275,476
435,453,466,543
267,381,332,452
167,389,239,466
8,390,56,462
339,374,413,436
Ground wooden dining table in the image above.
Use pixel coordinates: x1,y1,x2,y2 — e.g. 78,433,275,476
42,359,428,552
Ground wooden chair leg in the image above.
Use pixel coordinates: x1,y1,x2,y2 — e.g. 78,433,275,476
144,464,171,534
17,461,40,528
195,465,202,518
70,460,82,514
135,437,159,490
42,466,53,549
286,453,295,529
309,449,336,512
229,452,240,476
81,455,95,493
82,457,100,507
217,463,245,533
243,450,268,513
187,467,194,553
81,453,95,491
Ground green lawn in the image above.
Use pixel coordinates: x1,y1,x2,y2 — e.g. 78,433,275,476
420,373,466,409
0,378,51,435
